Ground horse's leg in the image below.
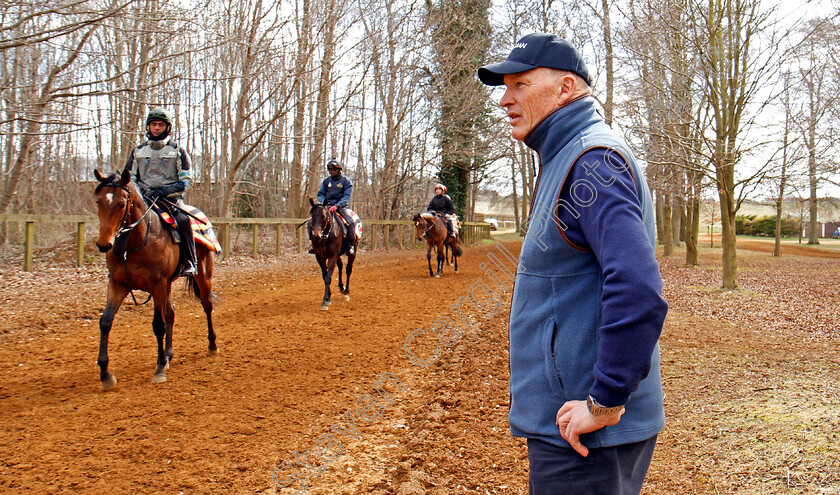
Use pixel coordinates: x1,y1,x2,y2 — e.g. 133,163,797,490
195,249,217,355
452,240,459,273
336,256,345,294
426,245,434,277
98,282,129,391
163,294,175,366
436,243,445,277
344,249,355,301
321,255,337,311
151,287,171,383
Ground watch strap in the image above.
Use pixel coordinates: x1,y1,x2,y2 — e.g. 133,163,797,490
587,395,625,416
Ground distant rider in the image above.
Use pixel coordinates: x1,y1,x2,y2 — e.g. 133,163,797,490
427,183,456,238
316,158,357,255
123,107,197,276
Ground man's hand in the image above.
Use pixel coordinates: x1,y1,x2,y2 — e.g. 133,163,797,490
329,205,338,213
556,400,624,457
147,188,165,200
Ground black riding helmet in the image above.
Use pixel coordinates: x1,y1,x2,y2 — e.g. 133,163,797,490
146,107,172,141
326,158,343,171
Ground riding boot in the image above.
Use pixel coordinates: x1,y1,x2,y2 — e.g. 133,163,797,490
347,227,356,255
176,211,197,276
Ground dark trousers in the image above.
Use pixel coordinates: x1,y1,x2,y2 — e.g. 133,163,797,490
170,207,196,266
527,435,657,495
336,208,356,241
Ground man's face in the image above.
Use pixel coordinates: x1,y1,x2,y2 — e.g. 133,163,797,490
329,166,340,177
435,187,443,196
499,68,564,141
148,121,167,137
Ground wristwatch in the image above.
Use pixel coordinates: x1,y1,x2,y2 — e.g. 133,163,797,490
587,395,625,416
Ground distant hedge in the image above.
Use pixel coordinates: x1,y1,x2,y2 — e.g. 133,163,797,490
735,215,800,237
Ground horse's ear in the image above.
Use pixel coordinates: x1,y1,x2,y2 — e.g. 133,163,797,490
120,168,131,185
94,169,104,182
309,198,315,207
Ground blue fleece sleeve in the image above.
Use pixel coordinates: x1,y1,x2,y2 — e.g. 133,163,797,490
557,148,668,408
339,178,352,208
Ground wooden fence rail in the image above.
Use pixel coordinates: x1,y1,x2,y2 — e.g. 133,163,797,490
0,214,492,272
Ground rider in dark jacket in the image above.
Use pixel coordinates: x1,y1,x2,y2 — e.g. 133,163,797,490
316,158,357,254
427,183,456,237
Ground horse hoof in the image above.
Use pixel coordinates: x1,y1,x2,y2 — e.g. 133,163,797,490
344,295,350,301
207,348,219,356
151,374,167,384
101,375,118,391
435,274,441,278
320,304,329,311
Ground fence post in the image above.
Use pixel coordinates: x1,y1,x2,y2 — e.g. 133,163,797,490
252,223,259,257
76,222,85,267
297,224,303,253
384,224,390,251
276,224,283,256
371,224,377,250
221,223,231,257
24,221,34,272
398,224,403,250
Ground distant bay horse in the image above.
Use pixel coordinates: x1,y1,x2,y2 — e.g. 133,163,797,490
413,212,461,277
308,198,358,311
93,169,218,390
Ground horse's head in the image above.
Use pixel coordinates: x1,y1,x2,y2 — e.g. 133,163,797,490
308,198,332,241
413,213,428,240
93,168,133,253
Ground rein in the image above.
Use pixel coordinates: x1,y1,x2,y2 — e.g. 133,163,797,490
310,207,335,241
100,181,157,305
417,215,435,238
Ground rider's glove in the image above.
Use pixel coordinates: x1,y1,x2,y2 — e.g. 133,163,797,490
329,205,338,213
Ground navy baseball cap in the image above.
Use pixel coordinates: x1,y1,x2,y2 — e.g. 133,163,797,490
478,33,592,87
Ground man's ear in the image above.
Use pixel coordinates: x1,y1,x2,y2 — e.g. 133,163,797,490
557,73,578,105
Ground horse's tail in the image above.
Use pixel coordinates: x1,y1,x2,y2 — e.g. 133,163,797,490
186,276,201,299
454,244,463,257
185,276,221,304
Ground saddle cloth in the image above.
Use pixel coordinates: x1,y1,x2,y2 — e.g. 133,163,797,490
155,204,222,253
336,209,363,238
432,212,459,237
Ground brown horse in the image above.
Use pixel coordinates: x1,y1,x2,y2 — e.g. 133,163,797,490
413,212,461,277
93,169,218,390
308,198,358,311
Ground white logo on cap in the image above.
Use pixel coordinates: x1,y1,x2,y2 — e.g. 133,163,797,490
514,42,527,49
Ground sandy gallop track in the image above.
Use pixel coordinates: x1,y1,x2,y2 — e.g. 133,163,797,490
0,241,522,494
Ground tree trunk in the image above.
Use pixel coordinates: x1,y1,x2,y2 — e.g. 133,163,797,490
304,0,338,203
662,192,673,256
290,0,311,217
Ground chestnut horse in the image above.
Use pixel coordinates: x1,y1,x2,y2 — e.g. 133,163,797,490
308,198,358,311
93,169,218,390
413,212,461,277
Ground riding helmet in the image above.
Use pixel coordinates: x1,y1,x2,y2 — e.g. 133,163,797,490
145,107,172,141
326,158,343,171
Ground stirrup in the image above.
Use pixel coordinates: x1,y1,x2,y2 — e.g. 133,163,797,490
182,262,197,276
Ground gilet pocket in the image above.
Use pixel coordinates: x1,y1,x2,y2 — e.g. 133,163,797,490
541,315,565,399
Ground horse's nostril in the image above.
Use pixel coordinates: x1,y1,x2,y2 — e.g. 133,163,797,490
97,243,112,253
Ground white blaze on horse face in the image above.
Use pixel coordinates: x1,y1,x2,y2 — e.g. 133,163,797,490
105,192,114,205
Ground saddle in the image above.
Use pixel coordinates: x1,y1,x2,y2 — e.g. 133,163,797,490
153,203,222,253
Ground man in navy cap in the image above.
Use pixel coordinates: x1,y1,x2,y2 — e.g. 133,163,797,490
479,33,668,494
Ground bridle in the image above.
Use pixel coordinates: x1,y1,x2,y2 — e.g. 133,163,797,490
416,215,434,239
97,179,158,306
310,206,334,241
98,181,156,257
